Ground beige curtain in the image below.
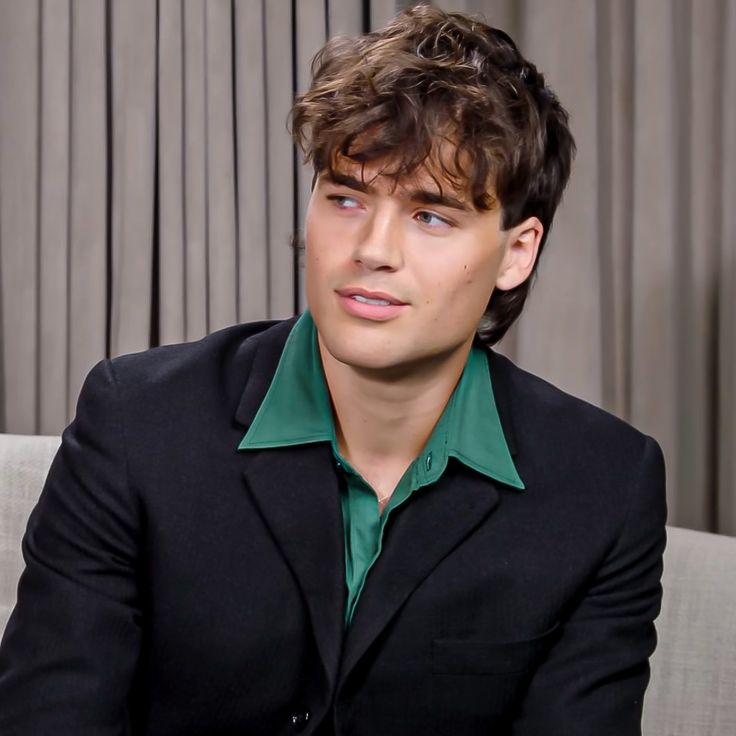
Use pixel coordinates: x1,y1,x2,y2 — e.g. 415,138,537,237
1,0,735,534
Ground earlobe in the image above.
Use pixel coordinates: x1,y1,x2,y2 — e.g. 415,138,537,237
494,217,544,291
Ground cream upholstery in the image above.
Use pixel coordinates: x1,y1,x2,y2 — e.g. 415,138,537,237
0,432,735,733
0,433,60,632
642,525,736,735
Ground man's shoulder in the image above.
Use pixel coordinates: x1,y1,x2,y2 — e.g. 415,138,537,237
111,318,294,377
489,350,655,463
98,318,297,416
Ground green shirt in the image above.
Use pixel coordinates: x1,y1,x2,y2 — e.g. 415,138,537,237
239,312,523,625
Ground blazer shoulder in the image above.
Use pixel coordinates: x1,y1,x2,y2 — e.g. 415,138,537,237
88,318,297,424
111,318,292,380
488,350,657,461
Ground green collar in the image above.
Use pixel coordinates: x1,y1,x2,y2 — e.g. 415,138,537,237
239,312,524,490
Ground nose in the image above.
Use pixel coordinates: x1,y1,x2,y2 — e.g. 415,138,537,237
351,206,404,271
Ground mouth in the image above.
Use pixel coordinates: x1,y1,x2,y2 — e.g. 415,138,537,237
336,287,407,306
335,287,409,322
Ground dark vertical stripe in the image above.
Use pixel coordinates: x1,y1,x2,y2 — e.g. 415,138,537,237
65,0,74,411
672,0,691,500
0,101,4,431
150,0,160,348
203,0,211,333
0,178,4,431
180,0,187,338
362,0,370,33
291,0,299,314
35,0,44,433
621,0,635,422
672,0,699,526
104,0,113,358
712,0,727,531
261,0,271,315
231,0,240,320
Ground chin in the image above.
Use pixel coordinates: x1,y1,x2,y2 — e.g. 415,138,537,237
320,331,403,372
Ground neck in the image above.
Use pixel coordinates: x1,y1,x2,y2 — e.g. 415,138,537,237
318,337,473,470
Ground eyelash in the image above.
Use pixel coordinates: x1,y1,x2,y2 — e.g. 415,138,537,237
415,211,452,228
327,194,361,209
326,194,453,229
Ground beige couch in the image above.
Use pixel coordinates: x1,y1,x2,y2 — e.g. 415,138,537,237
1,432,735,733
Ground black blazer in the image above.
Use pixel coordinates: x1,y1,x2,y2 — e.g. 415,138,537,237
0,317,666,735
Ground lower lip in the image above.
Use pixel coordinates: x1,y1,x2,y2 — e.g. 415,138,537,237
338,295,408,321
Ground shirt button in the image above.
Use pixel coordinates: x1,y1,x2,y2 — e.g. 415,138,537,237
291,710,310,731
425,452,433,471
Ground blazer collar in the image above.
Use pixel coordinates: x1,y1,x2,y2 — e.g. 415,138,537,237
484,348,521,458
233,316,299,429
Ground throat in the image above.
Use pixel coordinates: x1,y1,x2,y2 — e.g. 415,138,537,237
346,455,411,513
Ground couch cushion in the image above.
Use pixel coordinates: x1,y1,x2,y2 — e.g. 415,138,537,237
0,433,61,633
643,525,736,735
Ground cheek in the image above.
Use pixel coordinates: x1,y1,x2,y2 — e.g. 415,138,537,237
449,262,490,296
305,219,329,272
440,260,499,319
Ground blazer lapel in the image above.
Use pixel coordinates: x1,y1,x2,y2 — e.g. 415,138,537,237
339,465,500,687
241,444,345,694
233,318,345,694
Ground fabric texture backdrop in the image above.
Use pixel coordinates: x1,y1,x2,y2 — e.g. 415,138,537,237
0,0,734,535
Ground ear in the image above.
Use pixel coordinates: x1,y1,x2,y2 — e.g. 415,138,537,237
494,216,544,291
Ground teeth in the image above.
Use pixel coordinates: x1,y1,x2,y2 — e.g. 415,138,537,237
352,294,391,306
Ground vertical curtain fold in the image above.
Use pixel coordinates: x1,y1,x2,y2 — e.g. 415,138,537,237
158,0,186,344
718,0,736,534
204,0,238,334
0,0,40,436
67,0,108,419
234,0,268,324
629,0,679,513
513,0,605,409
679,0,722,530
38,0,71,435
264,0,295,319
182,0,208,340
595,0,635,420
109,0,157,358
295,0,328,313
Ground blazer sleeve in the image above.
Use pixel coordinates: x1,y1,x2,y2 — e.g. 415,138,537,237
511,435,667,736
0,359,142,735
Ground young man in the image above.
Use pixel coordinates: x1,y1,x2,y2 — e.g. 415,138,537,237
0,6,666,735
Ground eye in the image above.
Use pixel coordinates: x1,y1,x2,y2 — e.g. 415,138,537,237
327,194,361,210
415,210,452,229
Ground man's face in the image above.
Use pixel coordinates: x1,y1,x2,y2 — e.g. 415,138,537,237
305,155,533,376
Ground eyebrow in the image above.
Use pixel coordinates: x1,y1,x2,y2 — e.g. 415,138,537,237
321,171,472,212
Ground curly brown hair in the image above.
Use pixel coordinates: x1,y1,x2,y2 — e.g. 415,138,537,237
290,4,575,345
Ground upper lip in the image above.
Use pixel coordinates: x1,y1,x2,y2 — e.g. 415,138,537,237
337,287,407,305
